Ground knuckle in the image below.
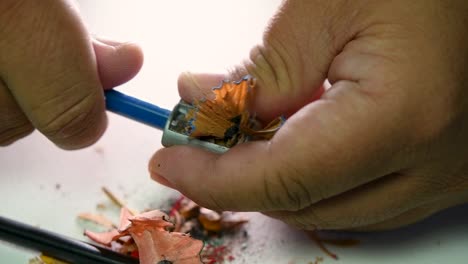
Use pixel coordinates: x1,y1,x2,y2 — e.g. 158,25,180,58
409,168,465,198
262,159,313,211
280,208,324,231
246,38,298,96
0,87,34,144
0,115,33,146
285,207,354,230
320,215,368,230
0,77,34,146
205,193,225,212
33,87,103,147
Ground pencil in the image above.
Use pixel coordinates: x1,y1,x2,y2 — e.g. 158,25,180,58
0,215,138,264
104,89,171,130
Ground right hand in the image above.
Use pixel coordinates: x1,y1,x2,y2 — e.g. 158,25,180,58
0,0,143,149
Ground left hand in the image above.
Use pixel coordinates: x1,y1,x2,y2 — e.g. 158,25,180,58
148,0,468,231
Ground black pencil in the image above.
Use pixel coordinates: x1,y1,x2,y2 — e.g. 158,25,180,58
0,215,139,264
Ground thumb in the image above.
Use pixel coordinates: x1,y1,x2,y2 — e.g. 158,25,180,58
92,38,143,89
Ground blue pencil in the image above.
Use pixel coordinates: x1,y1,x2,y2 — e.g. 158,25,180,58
104,90,171,130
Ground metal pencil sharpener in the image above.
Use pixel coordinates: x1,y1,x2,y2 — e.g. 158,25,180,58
161,101,229,154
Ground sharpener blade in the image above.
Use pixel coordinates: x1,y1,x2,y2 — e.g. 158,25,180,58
161,101,229,154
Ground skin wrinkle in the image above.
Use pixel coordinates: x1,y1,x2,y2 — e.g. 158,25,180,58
290,173,419,229
51,106,95,142
354,23,415,69
273,136,315,210
268,152,314,211
355,173,440,226
263,36,294,95
455,163,468,191
0,107,29,129
419,171,458,195
0,77,33,144
275,145,329,207
414,165,468,196
269,104,345,205
281,2,335,96
207,192,223,212
309,207,363,229
288,168,313,211
208,153,228,211
326,5,359,52
351,205,438,231
28,70,90,111
346,41,401,73
0,1,29,48
262,165,279,211
0,124,33,146
38,89,97,138
0,121,31,136
249,45,280,93
316,2,360,79
263,141,300,211
257,142,276,211
30,5,59,58
276,169,298,210
227,155,250,211
2,3,70,72
288,206,324,230
51,113,94,146
266,8,306,95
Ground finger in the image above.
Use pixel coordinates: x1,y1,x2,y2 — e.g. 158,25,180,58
263,171,428,230
265,169,468,230
178,0,352,121
92,38,144,89
0,0,106,149
352,191,468,231
0,78,33,145
351,205,443,231
177,72,326,120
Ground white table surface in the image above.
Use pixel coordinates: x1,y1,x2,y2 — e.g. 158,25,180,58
1,1,467,263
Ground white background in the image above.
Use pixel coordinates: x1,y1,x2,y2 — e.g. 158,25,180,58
1,1,467,263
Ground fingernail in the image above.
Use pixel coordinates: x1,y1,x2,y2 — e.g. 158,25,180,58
178,72,226,100
93,36,125,47
184,72,226,88
93,38,144,89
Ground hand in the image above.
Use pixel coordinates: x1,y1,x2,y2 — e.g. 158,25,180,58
0,0,143,149
150,0,468,231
